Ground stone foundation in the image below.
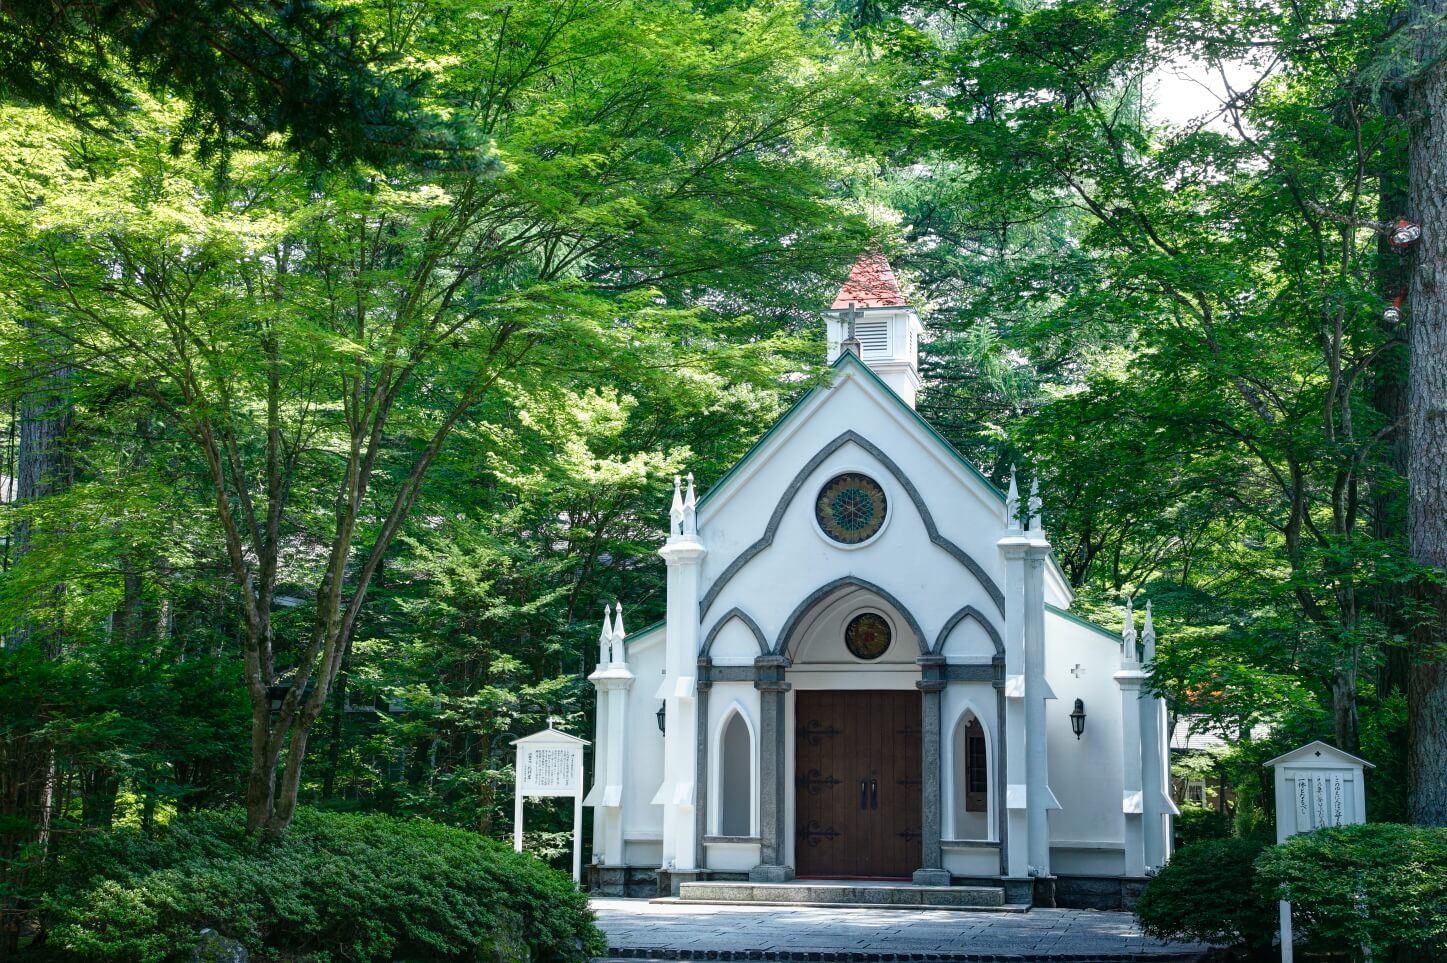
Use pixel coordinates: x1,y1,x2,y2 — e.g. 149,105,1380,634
656,868,702,897
586,864,658,898
1052,874,1151,911
592,865,1151,912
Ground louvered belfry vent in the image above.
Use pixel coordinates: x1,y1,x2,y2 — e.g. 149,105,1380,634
825,254,924,408
854,319,888,354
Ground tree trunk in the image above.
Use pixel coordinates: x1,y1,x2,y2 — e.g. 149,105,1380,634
1405,0,1447,826
1332,669,1362,755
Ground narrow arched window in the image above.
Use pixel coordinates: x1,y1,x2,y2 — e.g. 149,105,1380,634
720,712,752,836
951,712,989,840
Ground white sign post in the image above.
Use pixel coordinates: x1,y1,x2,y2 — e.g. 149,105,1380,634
1263,741,1374,963
513,725,589,883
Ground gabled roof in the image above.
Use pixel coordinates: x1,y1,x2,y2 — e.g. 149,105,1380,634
696,351,1004,514
512,725,589,746
689,351,1082,612
621,619,664,647
1045,603,1118,641
831,254,910,309
1263,740,1375,770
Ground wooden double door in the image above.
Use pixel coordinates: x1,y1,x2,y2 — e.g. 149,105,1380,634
794,690,922,879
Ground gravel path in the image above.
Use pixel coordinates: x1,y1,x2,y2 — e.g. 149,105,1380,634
591,897,1214,962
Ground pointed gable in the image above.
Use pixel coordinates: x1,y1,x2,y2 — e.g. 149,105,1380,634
831,254,909,309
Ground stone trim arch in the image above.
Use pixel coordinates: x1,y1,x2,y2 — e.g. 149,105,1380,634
933,605,1004,657
775,576,928,658
699,430,1006,619
711,701,758,837
945,700,998,843
701,607,770,658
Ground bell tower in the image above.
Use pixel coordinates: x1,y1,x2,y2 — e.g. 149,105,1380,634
825,255,924,407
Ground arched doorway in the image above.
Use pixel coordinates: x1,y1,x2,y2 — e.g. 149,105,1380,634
783,582,924,879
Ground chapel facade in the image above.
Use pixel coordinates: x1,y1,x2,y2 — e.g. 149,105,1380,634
584,256,1176,908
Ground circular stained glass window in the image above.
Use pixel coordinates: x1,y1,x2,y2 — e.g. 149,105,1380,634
815,472,888,544
845,612,892,660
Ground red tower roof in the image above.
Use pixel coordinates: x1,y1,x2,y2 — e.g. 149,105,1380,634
830,254,909,310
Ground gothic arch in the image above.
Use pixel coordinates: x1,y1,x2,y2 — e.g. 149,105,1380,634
774,576,928,659
933,604,1004,657
699,430,1006,619
700,607,769,658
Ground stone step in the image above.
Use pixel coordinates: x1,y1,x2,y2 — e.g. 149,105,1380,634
672,881,1015,911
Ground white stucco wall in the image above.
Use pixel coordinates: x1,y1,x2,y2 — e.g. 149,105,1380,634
619,628,666,860
1043,609,1128,875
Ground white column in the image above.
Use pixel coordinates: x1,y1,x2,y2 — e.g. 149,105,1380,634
587,605,633,867
1115,599,1147,877
1139,601,1175,870
997,470,1030,880
656,475,706,871
1023,484,1055,877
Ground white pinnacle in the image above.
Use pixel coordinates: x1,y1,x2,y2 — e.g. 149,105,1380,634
683,472,697,535
1142,599,1156,663
1006,467,1020,532
1122,596,1138,666
599,603,615,666
669,475,685,536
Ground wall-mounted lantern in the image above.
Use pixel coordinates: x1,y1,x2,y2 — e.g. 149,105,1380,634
656,702,667,735
1070,698,1086,740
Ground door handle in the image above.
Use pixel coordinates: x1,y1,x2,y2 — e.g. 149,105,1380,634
860,780,868,809
871,779,878,810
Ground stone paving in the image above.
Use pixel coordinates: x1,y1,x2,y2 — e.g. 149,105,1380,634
591,898,1214,962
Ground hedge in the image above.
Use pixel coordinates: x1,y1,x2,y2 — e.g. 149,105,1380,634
33,807,604,963
1254,822,1447,958
1134,836,1277,952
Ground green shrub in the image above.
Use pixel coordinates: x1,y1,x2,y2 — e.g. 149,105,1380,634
1254,822,1447,958
1134,836,1277,952
35,808,604,963
1174,804,1231,850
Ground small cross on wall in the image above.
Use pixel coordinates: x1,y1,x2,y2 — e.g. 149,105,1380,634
1069,663,1085,679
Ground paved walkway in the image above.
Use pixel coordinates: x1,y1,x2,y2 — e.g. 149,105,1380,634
591,899,1212,962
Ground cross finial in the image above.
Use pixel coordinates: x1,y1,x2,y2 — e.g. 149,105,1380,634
841,302,862,357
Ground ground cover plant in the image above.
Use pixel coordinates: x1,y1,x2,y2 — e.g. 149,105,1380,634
32,808,602,962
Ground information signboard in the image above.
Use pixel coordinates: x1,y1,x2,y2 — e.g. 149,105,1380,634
513,726,589,882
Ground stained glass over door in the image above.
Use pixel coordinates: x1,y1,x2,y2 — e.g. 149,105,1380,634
815,472,887,544
845,612,893,660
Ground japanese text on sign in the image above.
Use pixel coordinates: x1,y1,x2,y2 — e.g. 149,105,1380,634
518,746,578,794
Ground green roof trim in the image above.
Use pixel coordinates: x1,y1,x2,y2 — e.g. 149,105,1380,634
696,352,1004,512
1045,603,1120,642
622,619,665,645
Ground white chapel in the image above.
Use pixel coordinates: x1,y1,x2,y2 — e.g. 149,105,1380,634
584,256,1176,908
